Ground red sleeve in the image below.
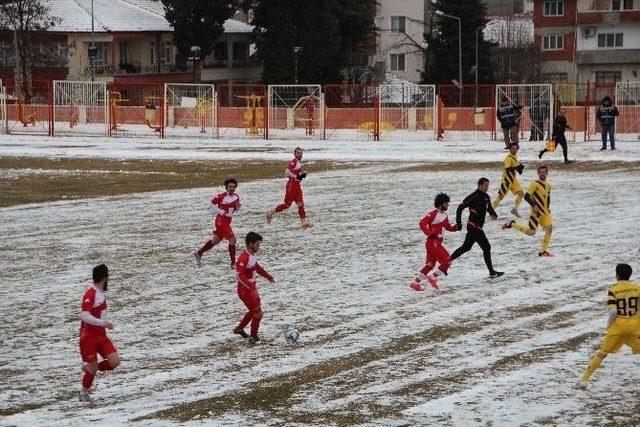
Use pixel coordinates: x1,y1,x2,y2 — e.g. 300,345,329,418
256,263,273,282
81,289,94,311
444,216,458,231
419,211,436,235
211,193,222,204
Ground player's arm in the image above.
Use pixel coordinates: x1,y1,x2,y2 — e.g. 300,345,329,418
256,263,274,283
444,217,459,232
80,295,112,328
209,195,225,216
456,196,469,228
236,260,258,288
419,211,435,235
523,183,537,207
225,198,241,217
606,289,618,328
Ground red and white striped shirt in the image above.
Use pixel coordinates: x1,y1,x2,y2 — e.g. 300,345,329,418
210,192,240,224
285,158,304,182
419,209,458,242
236,249,273,291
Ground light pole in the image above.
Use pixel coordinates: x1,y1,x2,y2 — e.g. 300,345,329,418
88,0,96,81
188,45,201,83
293,46,302,83
435,10,462,89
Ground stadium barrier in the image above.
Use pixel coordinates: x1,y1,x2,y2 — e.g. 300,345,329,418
2,79,638,142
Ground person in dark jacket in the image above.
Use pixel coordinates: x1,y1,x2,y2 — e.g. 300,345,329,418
596,95,619,150
450,177,504,278
539,107,572,164
497,97,519,149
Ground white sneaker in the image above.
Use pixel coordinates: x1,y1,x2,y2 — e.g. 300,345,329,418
79,389,91,403
193,252,202,267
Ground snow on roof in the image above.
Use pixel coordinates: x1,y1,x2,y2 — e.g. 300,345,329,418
47,0,253,34
483,15,534,48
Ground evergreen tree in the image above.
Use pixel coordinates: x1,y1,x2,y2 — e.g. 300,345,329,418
245,0,376,84
161,0,235,67
422,0,496,85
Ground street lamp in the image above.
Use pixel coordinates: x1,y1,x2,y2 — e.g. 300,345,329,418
188,45,202,83
435,10,462,89
89,0,95,81
293,46,302,83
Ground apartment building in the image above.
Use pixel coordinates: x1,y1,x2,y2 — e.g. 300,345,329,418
535,0,640,83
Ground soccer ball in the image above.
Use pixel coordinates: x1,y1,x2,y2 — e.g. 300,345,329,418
284,328,300,343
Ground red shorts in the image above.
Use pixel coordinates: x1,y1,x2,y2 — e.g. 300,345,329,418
284,181,304,205
425,239,451,267
214,217,235,241
238,286,261,314
79,335,117,363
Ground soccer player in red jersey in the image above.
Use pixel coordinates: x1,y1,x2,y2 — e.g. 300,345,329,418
194,178,241,268
79,264,120,402
234,232,275,343
266,147,310,229
410,193,460,291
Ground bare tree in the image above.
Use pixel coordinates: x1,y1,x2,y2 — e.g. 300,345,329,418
0,0,59,102
484,16,540,82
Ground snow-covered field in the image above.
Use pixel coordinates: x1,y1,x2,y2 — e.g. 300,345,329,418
1,134,640,426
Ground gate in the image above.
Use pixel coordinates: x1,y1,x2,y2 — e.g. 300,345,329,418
615,82,640,142
496,84,553,143
379,84,436,141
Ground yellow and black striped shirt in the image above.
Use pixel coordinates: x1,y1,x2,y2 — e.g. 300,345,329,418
606,280,640,335
501,153,520,186
526,179,551,214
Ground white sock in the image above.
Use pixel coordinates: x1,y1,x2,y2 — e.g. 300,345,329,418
432,268,444,278
417,273,427,281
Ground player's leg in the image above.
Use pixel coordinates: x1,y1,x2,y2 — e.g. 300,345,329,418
503,214,537,236
96,337,120,372
426,245,452,289
493,180,509,208
235,288,255,338
476,230,501,276
539,214,553,256
268,184,294,222
511,182,524,218
228,234,237,267
558,136,570,163
450,228,476,261
582,335,622,381
79,336,99,401
410,243,436,291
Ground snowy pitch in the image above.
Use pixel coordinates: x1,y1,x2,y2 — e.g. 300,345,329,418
1,136,640,425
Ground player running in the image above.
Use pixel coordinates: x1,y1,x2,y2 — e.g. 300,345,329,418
450,178,504,278
410,193,460,291
493,142,525,218
193,178,241,268
266,147,310,229
502,165,554,257
79,264,121,403
234,232,275,343
581,263,640,383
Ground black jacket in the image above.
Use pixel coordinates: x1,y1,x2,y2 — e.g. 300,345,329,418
456,190,496,229
596,105,619,127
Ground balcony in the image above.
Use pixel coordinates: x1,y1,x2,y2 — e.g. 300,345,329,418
203,57,260,69
81,63,187,77
577,1,640,24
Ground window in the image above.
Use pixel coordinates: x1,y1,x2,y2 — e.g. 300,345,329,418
542,35,564,51
542,72,568,83
595,71,622,83
390,16,406,33
390,53,405,71
598,33,623,48
612,0,634,10
149,42,172,65
119,41,129,64
89,42,109,67
543,1,564,16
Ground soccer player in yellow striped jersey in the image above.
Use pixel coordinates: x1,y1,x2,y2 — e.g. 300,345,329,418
493,142,525,218
502,165,554,257
582,264,640,383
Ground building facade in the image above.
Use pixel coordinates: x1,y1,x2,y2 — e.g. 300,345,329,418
373,0,426,83
535,0,640,83
0,0,260,84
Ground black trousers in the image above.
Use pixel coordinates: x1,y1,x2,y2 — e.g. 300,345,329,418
451,225,494,273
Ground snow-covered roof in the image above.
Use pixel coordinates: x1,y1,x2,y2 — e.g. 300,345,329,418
47,0,253,34
483,15,534,48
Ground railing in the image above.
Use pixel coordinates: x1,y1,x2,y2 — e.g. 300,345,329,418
81,63,185,77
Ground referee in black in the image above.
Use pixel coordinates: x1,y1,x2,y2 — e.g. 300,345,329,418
451,178,504,278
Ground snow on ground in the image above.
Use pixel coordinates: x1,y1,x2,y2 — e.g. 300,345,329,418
2,148,640,425
1,133,640,164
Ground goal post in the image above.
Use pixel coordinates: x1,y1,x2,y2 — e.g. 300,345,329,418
615,81,640,142
164,83,216,138
53,80,108,137
0,78,4,134
267,85,323,140
378,84,436,141
496,84,553,143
